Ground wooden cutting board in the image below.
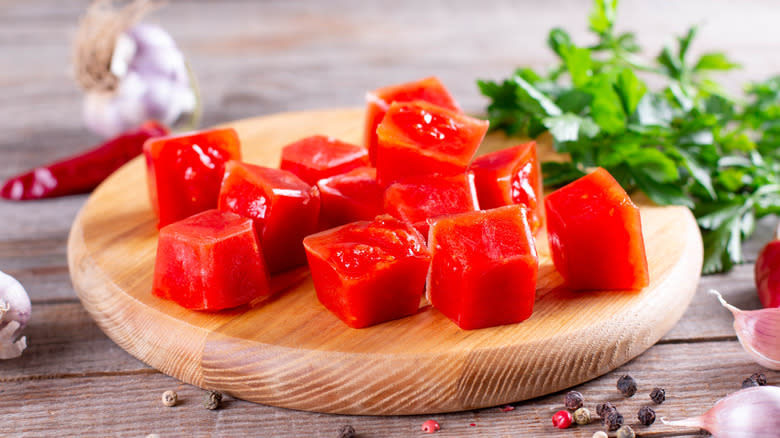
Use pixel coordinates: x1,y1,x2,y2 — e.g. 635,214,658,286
67,108,702,415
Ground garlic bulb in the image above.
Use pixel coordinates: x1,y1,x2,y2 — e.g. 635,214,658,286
710,289,780,370
0,270,31,359
663,386,780,437
74,1,198,139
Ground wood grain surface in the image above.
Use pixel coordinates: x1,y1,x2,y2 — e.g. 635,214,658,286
1,0,779,436
68,108,702,415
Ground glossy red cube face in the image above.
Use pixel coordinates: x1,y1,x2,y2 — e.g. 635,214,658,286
470,141,544,233
427,205,538,330
152,209,270,310
375,101,488,186
303,216,431,328
545,167,649,290
218,161,320,273
383,173,480,238
280,135,370,185
143,127,241,228
364,76,460,165
317,167,384,230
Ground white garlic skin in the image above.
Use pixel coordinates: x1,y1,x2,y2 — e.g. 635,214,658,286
0,270,31,359
0,270,31,331
83,23,196,139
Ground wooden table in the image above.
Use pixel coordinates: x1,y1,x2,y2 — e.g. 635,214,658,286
2,1,778,436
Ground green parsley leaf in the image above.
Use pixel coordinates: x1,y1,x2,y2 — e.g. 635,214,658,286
589,0,618,36
478,0,780,274
695,52,740,72
614,68,647,116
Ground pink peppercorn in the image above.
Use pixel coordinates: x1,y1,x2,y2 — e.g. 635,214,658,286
421,419,440,433
552,410,573,429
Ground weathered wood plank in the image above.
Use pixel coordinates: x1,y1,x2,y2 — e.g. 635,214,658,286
0,341,775,437
0,303,147,380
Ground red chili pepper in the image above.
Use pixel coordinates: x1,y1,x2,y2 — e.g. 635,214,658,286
1,120,168,200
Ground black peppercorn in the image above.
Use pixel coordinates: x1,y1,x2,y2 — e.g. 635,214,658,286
750,372,768,386
338,424,356,438
637,406,656,426
649,387,665,404
617,374,637,397
605,410,624,431
596,401,617,419
203,390,222,410
742,377,760,388
564,390,584,410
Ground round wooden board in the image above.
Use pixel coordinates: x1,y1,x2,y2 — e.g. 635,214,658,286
68,108,702,415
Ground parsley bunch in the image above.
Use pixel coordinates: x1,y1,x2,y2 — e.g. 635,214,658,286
478,0,780,274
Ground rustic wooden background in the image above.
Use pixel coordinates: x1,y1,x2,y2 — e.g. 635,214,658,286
1,1,778,436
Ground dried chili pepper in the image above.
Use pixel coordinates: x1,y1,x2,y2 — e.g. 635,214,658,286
1,120,167,200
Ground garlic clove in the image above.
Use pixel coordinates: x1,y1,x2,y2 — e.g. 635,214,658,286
0,270,31,359
710,289,780,370
0,321,26,360
663,386,780,437
109,32,137,79
83,92,124,140
128,23,176,52
127,24,188,82
0,270,31,331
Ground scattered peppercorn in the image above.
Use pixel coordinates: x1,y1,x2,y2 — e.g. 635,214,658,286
573,407,592,425
592,432,608,438
338,424,356,438
564,390,584,410
617,374,638,397
421,419,440,434
616,425,635,438
596,401,617,419
604,410,624,431
649,387,665,404
552,410,573,429
637,406,656,426
203,390,222,410
161,390,178,407
742,377,760,388
750,372,768,386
